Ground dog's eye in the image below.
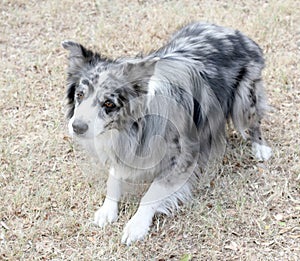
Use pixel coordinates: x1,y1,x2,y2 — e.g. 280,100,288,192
103,100,116,109
76,91,84,101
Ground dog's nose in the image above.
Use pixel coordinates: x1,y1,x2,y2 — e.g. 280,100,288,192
72,119,88,135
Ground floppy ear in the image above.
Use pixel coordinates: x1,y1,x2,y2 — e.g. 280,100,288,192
123,58,159,91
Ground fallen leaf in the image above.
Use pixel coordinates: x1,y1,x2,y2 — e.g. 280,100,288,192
225,241,238,251
180,253,192,261
0,221,9,230
274,213,284,221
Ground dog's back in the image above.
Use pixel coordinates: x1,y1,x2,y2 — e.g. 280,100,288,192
153,22,265,120
144,22,269,164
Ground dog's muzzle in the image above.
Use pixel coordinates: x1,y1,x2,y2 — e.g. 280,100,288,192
72,119,88,135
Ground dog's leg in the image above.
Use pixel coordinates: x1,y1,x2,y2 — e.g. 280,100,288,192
121,175,191,245
94,167,121,227
250,123,272,161
232,76,272,161
249,80,272,161
121,199,159,246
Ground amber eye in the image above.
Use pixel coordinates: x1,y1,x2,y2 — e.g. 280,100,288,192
103,100,116,108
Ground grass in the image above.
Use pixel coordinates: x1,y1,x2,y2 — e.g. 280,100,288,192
1,0,300,260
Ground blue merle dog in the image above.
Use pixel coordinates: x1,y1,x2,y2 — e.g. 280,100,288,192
62,22,272,245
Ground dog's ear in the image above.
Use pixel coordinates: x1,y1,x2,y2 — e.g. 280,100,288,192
62,40,100,70
62,41,101,119
123,58,160,91
123,57,160,79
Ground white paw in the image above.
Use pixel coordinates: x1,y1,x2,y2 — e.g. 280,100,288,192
94,198,118,227
252,142,272,161
121,212,152,246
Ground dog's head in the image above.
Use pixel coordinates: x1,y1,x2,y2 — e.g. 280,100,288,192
62,41,158,138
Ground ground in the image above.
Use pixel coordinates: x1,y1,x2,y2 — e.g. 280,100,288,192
0,0,299,260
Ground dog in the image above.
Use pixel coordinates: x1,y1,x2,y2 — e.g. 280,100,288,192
62,22,272,245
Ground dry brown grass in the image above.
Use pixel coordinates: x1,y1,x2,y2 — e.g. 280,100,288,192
1,0,299,260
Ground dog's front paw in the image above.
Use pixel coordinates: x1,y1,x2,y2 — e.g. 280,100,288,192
252,142,272,161
94,198,118,227
121,212,152,246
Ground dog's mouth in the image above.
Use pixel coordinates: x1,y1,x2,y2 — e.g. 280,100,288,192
72,132,89,139
75,130,106,139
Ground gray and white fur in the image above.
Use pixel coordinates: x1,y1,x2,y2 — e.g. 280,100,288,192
62,22,272,245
